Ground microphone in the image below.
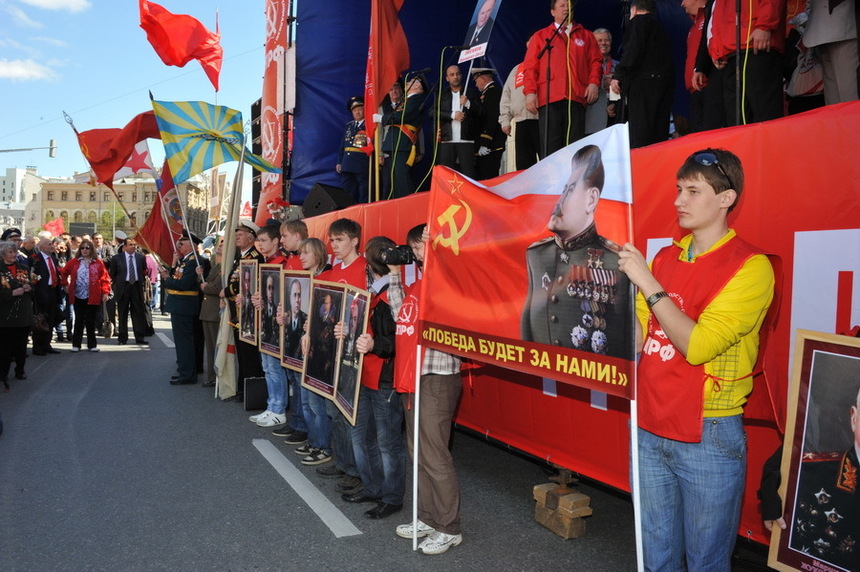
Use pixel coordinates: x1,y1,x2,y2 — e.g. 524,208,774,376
408,67,431,76
445,45,470,50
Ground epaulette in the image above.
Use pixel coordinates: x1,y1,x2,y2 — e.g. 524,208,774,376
526,236,555,250
598,236,622,254
801,451,843,463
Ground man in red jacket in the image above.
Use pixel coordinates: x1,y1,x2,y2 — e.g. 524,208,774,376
522,0,602,158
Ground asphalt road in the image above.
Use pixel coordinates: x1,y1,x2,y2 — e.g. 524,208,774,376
0,315,769,571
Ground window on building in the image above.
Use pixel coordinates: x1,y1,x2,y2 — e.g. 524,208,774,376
104,192,110,202
47,191,54,201
88,211,97,223
90,191,96,201
73,211,83,222
45,210,55,219
61,191,68,201
75,192,82,201
132,192,137,202
118,192,124,201
144,210,151,220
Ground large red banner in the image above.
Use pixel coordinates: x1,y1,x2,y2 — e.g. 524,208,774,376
256,0,288,225
421,126,636,398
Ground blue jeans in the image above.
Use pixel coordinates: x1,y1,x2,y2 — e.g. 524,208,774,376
350,386,406,504
636,416,746,572
285,369,307,432
302,388,330,451
326,399,357,476
261,354,287,414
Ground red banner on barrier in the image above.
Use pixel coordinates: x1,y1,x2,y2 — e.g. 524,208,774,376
421,126,636,398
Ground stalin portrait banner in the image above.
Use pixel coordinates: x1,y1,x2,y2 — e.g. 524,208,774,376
421,125,636,399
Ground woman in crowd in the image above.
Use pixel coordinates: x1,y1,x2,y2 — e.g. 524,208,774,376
53,237,71,342
299,238,332,276
0,240,36,390
61,238,111,353
197,236,224,388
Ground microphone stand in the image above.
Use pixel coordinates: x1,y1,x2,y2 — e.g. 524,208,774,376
536,20,567,158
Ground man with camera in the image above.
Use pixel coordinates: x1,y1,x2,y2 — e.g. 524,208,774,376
387,224,464,555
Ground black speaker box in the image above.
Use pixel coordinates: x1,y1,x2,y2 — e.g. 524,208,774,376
302,183,357,217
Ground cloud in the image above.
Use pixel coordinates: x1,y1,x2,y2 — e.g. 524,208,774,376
2,4,44,28
0,58,57,81
33,36,68,48
19,0,91,11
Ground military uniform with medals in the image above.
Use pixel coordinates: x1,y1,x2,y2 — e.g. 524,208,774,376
521,223,633,360
225,245,265,393
165,251,200,384
338,118,371,203
791,447,859,570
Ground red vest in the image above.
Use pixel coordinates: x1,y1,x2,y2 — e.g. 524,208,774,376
638,236,761,442
360,290,388,390
394,278,423,394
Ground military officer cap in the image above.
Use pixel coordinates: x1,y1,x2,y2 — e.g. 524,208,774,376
235,220,260,237
181,229,203,245
470,67,496,79
114,230,128,240
1,227,22,240
347,96,364,112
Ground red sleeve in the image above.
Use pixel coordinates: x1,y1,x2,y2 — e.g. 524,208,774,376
98,261,112,296
586,32,603,87
756,0,784,32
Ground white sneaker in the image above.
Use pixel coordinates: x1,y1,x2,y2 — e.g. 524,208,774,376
89,347,100,352
70,347,80,353
256,411,286,427
248,410,270,423
417,531,462,555
395,519,435,539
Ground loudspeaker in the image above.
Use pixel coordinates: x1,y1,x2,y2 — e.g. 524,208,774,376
302,183,357,217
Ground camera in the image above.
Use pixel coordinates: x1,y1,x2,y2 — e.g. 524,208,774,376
378,245,415,265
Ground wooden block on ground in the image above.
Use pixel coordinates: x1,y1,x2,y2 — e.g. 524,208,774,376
534,504,588,539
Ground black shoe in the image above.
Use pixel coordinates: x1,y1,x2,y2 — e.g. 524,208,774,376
32,351,46,356
46,348,61,354
171,375,179,381
201,380,215,388
335,476,363,494
135,339,148,345
283,431,308,445
316,465,346,479
169,378,196,385
341,492,378,504
117,340,127,345
365,502,403,519
271,425,293,437
15,373,26,380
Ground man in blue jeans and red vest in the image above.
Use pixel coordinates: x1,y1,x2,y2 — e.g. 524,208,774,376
618,148,775,571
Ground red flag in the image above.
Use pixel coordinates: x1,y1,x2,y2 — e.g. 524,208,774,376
135,160,182,263
75,111,161,190
43,217,65,237
364,0,410,136
139,0,223,91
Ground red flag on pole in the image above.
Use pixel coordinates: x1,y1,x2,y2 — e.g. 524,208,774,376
135,160,182,263
43,217,65,237
75,111,161,190
364,0,410,136
139,0,223,91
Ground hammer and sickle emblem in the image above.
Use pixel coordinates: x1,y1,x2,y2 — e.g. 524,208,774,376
433,201,473,255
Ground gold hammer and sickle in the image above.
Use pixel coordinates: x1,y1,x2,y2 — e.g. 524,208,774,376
433,201,473,255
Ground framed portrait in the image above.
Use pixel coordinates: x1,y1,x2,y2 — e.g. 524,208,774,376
281,270,312,372
238,260,258,346
258,264,283,358
302,279,346,398
333,287,370,426
769,330,860,572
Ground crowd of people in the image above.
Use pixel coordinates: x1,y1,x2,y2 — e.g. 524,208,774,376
0,227,160,388
333,0,857,200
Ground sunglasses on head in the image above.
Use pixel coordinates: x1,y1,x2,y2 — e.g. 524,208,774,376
692,152,735,192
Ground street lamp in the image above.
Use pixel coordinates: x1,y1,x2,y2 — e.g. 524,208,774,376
0,140,57,157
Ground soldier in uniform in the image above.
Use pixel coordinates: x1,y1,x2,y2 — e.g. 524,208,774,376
161,234,202,385
337,96,372,203
224,220,265,397
374,75,427,199
521,144,632,360
471,68,505,180
791,384,860,571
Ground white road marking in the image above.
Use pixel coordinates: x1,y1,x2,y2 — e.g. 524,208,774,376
253,439,362,538
156,332,174,348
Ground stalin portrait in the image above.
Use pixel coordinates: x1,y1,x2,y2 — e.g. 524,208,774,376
521,144,633,360
790,382,860,571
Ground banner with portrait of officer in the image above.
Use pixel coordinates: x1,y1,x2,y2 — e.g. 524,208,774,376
420,124,635,398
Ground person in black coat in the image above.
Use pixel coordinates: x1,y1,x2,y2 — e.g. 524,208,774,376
472,68,505,180
109,238,150,345
0,240,35,388
433,65,480,179
30,237,62,355
337,97,372,203
376,76,427,199
610,0,674,148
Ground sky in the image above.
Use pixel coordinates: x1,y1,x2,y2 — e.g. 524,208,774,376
0,0,267,194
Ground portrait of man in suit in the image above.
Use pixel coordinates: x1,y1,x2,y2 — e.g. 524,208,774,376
465,0,498,47
282,277,308,369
